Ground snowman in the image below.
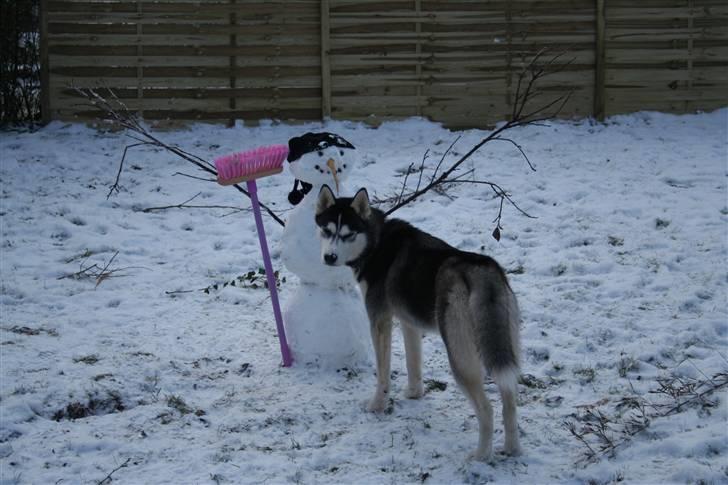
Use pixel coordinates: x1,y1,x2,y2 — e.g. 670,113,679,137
280,132,372,368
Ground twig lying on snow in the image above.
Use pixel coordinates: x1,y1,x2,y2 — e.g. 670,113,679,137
97,457,131,485
376,48,572,239
564,368,728,465
57,251,146,287
74,87,285,227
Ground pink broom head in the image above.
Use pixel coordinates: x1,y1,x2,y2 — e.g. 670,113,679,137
214,144,289,186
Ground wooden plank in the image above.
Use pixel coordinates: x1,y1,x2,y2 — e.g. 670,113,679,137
51,75,323,89
59,107,324,121
48,44,321,57
52,93,322,111
48,54,321,68
606,66,728,82
47,2,319,17
50,65,323,79
606,46,728,62
595,0,606,120
48,22,320,36
55,86,323,99
47,34,231,46
605,86,728,101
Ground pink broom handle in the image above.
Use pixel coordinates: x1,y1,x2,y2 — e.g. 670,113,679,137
246,179,292,367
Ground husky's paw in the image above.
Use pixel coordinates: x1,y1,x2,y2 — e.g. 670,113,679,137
503,442,522,457
404,383,424,399
366,396,388,413
468,447,494,463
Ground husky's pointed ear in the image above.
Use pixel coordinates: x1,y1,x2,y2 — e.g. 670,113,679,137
350,187,371,219
316,184,336,216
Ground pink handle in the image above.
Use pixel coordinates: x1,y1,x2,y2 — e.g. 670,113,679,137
247,180,293,367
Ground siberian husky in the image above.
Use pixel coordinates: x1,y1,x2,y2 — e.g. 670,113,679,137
314,185,522,461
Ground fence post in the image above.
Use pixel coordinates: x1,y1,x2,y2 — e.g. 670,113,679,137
228,0,237,127
594,0,606,120
320,0,332,119
504,1,513,117
40,0,50,123
414,0,422,117
136,1,144,120
686,0,694,112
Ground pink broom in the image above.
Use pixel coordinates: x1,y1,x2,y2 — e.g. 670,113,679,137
214,145,293,367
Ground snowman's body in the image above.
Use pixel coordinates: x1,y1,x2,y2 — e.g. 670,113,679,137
280,134,371,368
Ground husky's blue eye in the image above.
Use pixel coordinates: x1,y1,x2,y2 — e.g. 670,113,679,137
341,233,356,242
321,228,333,238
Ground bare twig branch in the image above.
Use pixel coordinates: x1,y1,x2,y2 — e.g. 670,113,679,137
374,49,573,240
108,142,150,199
142,191,250,214
173,172,217,182
95,251,119,288
431,136,461,182
396,162,415,206
57,251,146,287
566,368,728,466
74,87,285,227
492,137,536,171
445,180,536,219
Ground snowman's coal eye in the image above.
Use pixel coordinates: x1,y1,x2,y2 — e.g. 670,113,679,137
318,151,323,157
340,150,344,156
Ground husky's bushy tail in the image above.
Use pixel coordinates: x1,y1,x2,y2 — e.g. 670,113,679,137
471,270,521,393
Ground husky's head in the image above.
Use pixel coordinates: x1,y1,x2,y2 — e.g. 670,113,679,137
314,185,371,266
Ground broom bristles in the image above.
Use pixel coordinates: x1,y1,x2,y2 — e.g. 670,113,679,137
214,144,288,184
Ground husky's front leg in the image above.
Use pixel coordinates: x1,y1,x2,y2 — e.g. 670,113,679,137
401,323,424,399
367,316,393,412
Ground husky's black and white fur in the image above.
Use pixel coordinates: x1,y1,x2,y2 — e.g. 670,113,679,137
315,185,522,461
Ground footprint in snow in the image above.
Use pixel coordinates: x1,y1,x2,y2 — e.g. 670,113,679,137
68,216,86,226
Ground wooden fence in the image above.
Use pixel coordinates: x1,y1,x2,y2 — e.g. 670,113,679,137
42,0,727,128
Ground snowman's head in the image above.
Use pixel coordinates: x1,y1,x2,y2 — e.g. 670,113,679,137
287,133,357,198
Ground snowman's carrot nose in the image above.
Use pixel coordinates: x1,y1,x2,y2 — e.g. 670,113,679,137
326,158,340,194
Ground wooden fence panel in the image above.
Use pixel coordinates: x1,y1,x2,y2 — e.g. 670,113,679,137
604,0,728,116
46,0,322,122
43,0,727,127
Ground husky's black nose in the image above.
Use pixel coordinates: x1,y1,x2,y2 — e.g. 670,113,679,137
324,253,338,265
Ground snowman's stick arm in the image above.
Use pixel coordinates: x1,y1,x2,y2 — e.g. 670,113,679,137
75,87,287,228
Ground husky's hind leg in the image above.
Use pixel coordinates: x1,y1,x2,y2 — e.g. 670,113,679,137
493,368,521,456
483,290,522,456
439,295,494,461
401,323,424,399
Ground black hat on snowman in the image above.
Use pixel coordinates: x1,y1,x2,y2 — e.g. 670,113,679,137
286,132,356,205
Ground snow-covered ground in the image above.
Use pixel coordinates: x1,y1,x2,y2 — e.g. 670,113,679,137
1,109,726,484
